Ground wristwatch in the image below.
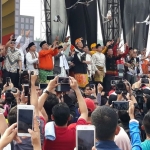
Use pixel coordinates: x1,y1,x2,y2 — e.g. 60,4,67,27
43,89,50,95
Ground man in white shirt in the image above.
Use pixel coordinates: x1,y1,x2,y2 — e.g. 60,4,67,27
83,45,95,79
15,30,30,70
92,44,106,83
26,42,39,75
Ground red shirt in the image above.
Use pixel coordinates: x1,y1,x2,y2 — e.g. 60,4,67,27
43,118,86,150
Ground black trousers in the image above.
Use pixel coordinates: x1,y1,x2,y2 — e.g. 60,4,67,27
103,74,114,92
3,70,19,88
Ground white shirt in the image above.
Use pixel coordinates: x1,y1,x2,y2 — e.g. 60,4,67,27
26,51,39,74
92,52,106,73
126,57,143,76
16,35,30,70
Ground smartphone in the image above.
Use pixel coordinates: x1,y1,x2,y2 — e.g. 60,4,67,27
6,77,11,86
24,84,29,97
112,101,129,110
76,125,95,150
58,77,69,84
47,75,55,80
90,84,95,89
17,105,34,137
111,80,119,86
141,78,149,84
56,84,70,92
39,84,48,89
11,88,17,93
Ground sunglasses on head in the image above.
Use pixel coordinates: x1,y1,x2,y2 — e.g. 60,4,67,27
11,41,16,44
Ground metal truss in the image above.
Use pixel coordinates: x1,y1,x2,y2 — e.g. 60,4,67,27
40,0,46,41
44,0,51,44
0,0,2,43
106,0,120,42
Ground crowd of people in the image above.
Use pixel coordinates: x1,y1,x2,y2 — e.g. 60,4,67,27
0,29,150,150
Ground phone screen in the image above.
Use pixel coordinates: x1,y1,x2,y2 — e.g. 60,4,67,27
112,101,129,110
24,85,29,97
18,109,33,134
39,84,48,89
58,77,69,84
47,75,55,80
141,78,149,84
90,84,95,89
77,130,94,150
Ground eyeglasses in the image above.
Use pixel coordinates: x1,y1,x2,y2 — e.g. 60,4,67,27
86,88,91,90
11,42,16,44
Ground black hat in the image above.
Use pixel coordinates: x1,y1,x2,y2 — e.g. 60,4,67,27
129,47,133,50
40,41,47,48
11,39,16,42
107,45,113,49
58,45,63,49
96,44,101,49
28,42,35,49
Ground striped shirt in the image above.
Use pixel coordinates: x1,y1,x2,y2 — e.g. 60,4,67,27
4,48,22,73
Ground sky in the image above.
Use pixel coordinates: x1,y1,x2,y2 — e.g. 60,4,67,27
20,0,150,52
20,0,103,41
20,0,42,39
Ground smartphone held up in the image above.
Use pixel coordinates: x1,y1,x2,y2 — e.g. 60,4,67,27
17,105,34,137
76,125,95,150
56,77,71,92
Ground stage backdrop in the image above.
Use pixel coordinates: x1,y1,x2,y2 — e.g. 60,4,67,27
120,0,150,50
65,0,97,47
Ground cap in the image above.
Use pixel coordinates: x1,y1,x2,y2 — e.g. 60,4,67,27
96,44,101,49
84,98,96,112
40,41,47,47
75,37,83,45
28,42,35,49
91,43,96,49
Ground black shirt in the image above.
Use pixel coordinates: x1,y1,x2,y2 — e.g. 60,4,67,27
72,50,87,74
96,141,121,150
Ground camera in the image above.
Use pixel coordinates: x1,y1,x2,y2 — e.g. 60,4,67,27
58,77,70,84
117,64,124,78
90,84,95,89
115,80,127,95
56,77,70,92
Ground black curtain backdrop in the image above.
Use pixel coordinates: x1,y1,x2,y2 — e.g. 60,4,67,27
97,0,122,45
65,0,97,47
120,0,150,50
97,0,107,44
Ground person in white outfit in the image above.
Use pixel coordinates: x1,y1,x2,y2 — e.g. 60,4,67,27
92,44,106,83
26,42,39,75
15,30,30,70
